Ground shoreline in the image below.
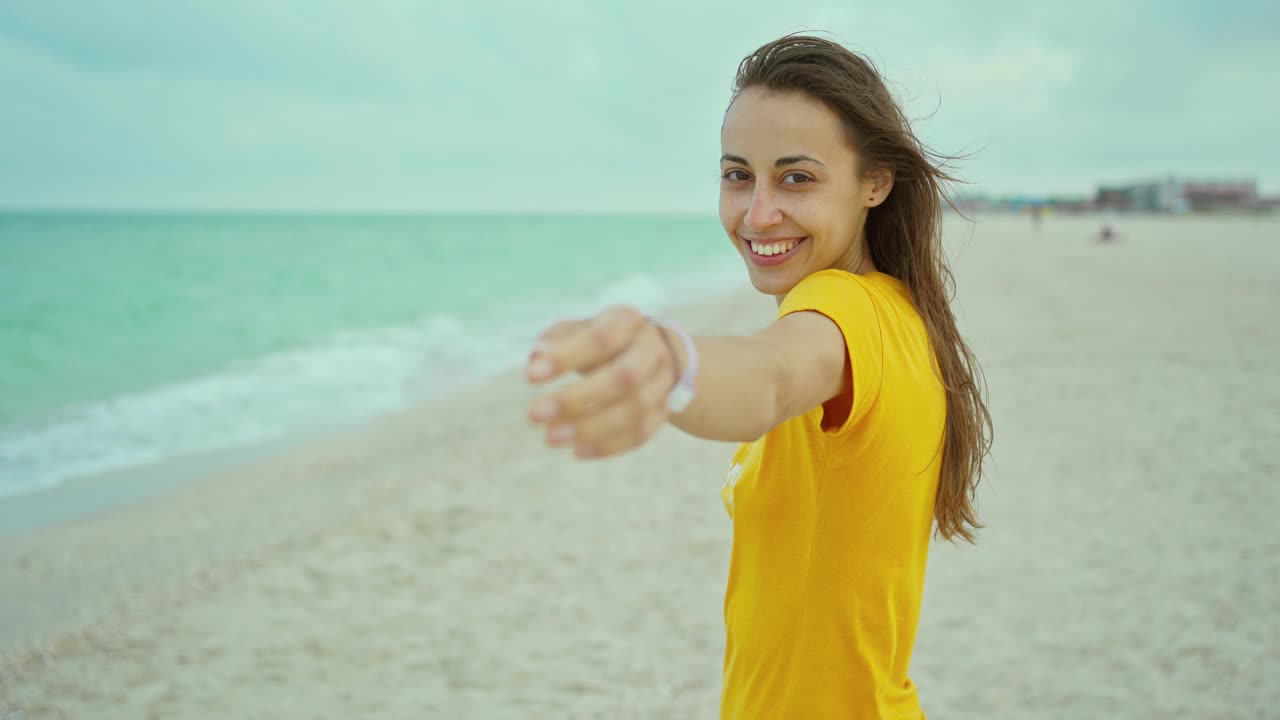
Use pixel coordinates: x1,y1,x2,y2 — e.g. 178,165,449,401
0,442,283,539
0,256,751,540
0,280,776,662
0,368,543,541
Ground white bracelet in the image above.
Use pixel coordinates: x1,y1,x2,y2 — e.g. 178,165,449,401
647,316,698,413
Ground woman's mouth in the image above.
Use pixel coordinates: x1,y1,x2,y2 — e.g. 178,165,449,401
742,236,807,267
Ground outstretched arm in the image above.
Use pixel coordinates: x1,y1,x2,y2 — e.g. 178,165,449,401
525,304,848,458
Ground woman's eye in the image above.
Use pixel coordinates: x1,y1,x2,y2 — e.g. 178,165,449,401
782,172,812,185
722,169,750,182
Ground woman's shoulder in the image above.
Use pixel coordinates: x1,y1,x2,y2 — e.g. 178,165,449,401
859,270,909,297
792,268,903,292
778,270,918,339
788,269,910,313
807,270,926,346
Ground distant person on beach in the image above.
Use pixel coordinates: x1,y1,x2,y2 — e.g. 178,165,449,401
525,34,992,719
1099,209,1118,243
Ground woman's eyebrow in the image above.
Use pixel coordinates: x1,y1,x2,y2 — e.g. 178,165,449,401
776,154,825,168
720,153,825,168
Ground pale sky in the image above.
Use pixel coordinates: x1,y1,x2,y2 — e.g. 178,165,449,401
2,0,1276,213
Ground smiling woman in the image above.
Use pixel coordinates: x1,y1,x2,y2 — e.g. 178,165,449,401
525,32,992,719
720,88,891,289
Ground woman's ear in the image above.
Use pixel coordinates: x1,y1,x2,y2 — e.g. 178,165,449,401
865,167,895,208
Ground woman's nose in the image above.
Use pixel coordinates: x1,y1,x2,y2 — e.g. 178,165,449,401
744,187,783,232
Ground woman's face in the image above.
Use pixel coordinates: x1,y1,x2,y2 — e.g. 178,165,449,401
719,87,885,299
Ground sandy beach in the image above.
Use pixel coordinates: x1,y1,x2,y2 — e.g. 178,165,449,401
2,214,1277,718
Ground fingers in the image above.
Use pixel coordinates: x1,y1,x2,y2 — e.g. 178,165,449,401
528,321,676,460
526,318,588,380
548,355,672,459
526,305,647,384
548,323,668,422
526,319,665,425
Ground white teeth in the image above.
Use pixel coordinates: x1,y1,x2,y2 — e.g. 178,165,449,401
749,239,798,256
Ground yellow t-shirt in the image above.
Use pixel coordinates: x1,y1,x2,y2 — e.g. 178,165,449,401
720,269,946,719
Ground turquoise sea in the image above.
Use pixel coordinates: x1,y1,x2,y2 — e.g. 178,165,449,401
0,212,744,501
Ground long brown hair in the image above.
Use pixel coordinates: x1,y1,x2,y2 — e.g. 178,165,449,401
732,33,993,542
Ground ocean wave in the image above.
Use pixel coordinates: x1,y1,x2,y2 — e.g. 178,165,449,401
0,311,525,499
0,262,747,499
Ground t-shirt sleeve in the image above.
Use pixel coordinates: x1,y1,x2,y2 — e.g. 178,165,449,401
776,269,884,435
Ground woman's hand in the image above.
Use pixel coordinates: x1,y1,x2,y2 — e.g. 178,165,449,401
525,304,678,460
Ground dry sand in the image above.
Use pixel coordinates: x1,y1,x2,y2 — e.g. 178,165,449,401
1,214,1277,718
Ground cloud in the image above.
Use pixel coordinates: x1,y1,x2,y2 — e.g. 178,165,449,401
0,0,1276,211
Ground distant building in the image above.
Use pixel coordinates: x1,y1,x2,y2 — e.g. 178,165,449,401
1095,186,1133,211
950,179,1272,215
1180,180,1258,211
1094,176,1260,212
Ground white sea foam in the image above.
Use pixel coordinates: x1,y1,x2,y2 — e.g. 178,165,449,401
0,313,483,498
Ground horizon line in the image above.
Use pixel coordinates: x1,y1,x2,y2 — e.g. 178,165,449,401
0,206,722,219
